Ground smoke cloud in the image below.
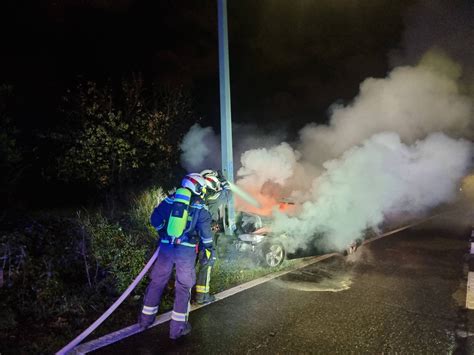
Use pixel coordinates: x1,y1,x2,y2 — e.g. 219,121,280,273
179,123,220,172
179,123,287,174
299,56,473,166
272,132,471,252
235,54,472,251
180,51,473,254
238,143,299,189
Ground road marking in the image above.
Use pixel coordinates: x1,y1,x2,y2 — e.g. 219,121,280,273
456,329,474,338
467,271,474,310
74,211,453,354
470,229,474,254
467,228,474,310
362,211,450,246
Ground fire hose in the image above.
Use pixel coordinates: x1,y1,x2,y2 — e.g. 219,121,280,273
57,182,257,354
56,247,160,355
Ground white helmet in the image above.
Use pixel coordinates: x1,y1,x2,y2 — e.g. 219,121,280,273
200,170,223,200
200,169,218,178
181,173,207,196
202,174,222,192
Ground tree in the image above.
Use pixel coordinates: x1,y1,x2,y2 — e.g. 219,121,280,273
56,77,195,190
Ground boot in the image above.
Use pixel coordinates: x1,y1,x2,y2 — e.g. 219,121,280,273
138,313,155,330
195,293,216,305
170,321,192,340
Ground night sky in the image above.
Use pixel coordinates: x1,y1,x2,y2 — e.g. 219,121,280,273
1,0,470,136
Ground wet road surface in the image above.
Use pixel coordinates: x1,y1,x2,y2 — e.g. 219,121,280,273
95,211,471,354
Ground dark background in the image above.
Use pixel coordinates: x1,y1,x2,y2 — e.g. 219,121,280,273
0,0,419,134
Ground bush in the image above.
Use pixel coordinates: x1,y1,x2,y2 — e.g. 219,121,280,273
0,214,97,353
129,186,167,235
53,78,194,191
0,185,166,353
79,186,166,292
81,212,154,293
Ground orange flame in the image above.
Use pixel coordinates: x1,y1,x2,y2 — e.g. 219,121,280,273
235,192,296,216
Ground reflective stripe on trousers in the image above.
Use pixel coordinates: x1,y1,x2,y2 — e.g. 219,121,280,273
171,311,187,322
196,249,213,294
141,305,158,315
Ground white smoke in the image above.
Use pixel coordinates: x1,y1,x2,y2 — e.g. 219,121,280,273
299,59,472,166
238,143,299,190
179,123,220,172
180,52,473,254
179,123,287,173
272,132,472,252
235,54,473,251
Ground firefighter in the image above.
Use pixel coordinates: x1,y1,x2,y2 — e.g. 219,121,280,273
194,169,231,304
139,173,214,340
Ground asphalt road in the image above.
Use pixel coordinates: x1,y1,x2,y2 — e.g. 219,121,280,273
95,210,472,354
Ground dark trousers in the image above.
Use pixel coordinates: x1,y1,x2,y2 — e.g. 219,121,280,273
140,243,197,338
196,249,213,296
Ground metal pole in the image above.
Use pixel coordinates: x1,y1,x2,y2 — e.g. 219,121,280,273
217,0,236,234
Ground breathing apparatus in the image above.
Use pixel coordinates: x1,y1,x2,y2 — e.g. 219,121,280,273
166,173,206,244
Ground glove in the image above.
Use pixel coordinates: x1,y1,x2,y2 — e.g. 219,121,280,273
215,170,231,190
202,248,217,267
221,179,230,190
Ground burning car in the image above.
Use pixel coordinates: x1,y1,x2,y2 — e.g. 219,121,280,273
232,212,286,268
215,184,361,268
221,208,360,268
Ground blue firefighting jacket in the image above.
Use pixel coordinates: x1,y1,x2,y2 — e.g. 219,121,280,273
150,193,213,249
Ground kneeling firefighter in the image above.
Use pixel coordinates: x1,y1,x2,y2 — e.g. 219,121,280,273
195,169,231,304
139,173,215,340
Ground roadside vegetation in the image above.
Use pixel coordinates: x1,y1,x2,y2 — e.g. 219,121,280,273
0,78,185,353
0,79,300,354
0,186,300,354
